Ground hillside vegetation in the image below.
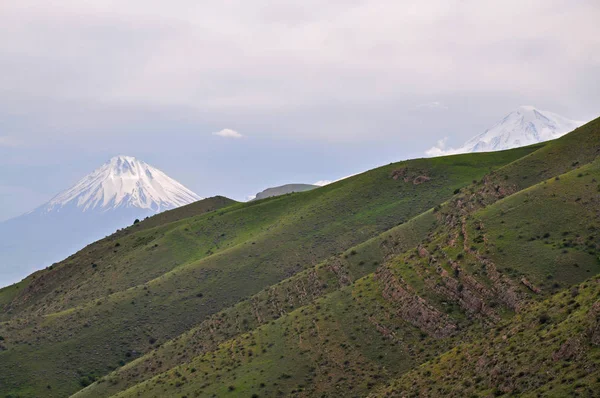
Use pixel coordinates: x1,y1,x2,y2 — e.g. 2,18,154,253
0,149,530,397
372,275,600,397
1,117,599,398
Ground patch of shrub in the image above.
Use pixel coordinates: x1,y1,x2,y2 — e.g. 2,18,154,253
538,313,551,324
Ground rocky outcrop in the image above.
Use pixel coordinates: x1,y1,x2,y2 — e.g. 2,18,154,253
413,175,431,185
391,168,432,185
375,267,457,338
368,316,397,340
326,257,352,287
588,301,600,346
459,218,524,312
521,277,542,294
552,338,583,361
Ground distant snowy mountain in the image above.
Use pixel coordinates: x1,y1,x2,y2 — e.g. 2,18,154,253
0,156,201,287
38,155,201,214
249,184,318,201
426,106,584,156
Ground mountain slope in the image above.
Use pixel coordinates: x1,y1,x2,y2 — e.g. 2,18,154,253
1,117,598,398
74,207,441,398
0,156,202,287
372,275,600,397
427,106,584,156
0,147,536,398
95,163,599,397
95,119,599,398
40,155,201,213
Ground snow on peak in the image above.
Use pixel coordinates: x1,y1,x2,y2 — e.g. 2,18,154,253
42,156,202,213
426,106,584,156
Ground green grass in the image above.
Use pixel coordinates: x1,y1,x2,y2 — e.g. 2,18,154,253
0,149,533,397
81,122,600,397
1,116,599,398
0,196,237,320
472,158,600,290
107,279,451,398
372,275,600,398
73,209,439,398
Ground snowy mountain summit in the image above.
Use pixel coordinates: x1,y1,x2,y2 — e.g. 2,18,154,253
40,155,202,214
426,106,584,156
0,156,202,287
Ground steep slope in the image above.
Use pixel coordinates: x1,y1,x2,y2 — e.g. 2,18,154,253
0,148,535,398
74,208,440,398
427,106,584,156
0,196,236,319
372,275,600,397
1,117,597,398
40,155,201,213
251,183,318,201
0,156,202,287
80,117,599,397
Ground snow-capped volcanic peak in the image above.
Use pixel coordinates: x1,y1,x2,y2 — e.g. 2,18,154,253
43,156,202,213
426,106,584,156
462,106,583,152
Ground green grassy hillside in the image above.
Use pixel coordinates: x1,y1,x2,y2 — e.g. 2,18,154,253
73,209,440,398
371,275,600,397
0,149,534,397
88,121,599,398
1,117,598,398
0,196,237,319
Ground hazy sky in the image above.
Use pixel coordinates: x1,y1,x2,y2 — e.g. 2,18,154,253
1,0,599,221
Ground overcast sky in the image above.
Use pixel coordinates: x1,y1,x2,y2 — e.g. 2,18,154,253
1,0,599,221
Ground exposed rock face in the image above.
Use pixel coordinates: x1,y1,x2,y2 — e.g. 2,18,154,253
391,168,432,185
588,301,600,346
552,338,583,361
368,316,397,340
375,267,457,338
521,277,542,294
413,175,431,185
327,257,352,287
429,268,500,322
458,217,524,312
439,173,519,230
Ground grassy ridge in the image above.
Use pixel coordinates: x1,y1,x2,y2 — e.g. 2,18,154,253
371,275,600,397
0,196,237,319
1,117,598,398
0,150,533,397
74,210,439,398
87,120,600,397
472,158,600,290
109,276,453,398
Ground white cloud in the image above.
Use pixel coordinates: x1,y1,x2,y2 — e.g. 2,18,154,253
212,129,243,139
313,180,332,186
313,173,357,186
425,137,462,157
1,1,598,113
0,1,598,144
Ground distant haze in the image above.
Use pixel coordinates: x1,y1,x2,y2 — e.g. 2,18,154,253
1,0,599,221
